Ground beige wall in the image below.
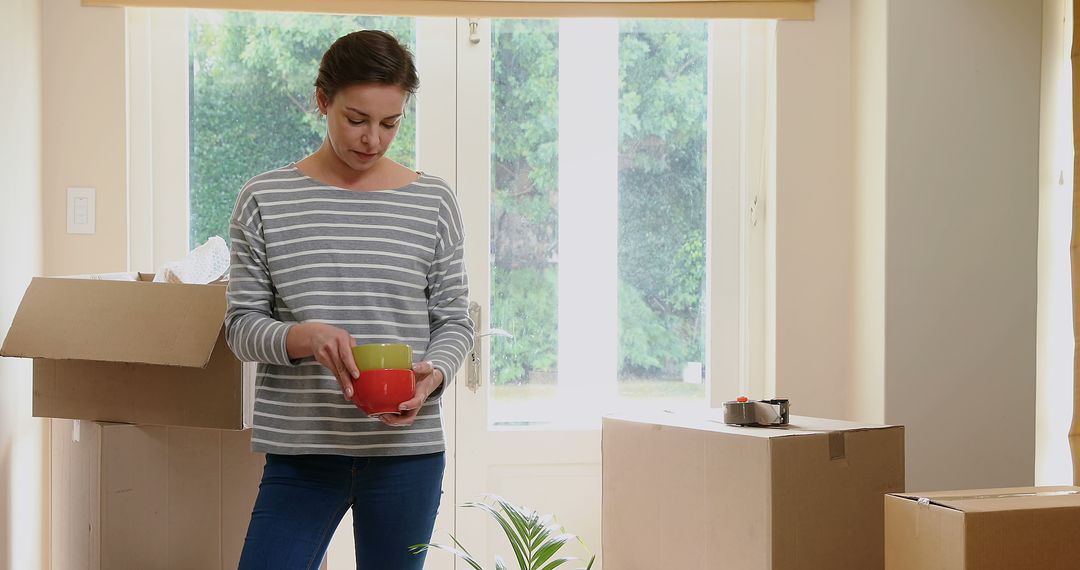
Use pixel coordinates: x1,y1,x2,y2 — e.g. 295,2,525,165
5,1,127,567
775,0,856,422
0,0,46,569
42,0,127,276
883,0,1040,491
777,0,1041,491
850,0,886,425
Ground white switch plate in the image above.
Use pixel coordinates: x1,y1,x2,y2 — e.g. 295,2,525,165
67,187,95,234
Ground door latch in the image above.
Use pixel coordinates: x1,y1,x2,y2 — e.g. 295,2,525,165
466,300,513,393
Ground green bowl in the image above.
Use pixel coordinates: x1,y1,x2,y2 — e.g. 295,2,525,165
352,343,413,372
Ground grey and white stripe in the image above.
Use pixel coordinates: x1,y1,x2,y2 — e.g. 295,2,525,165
225,164,474,457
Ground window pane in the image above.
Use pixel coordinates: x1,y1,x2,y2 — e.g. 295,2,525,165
488,20,561,422
487,20,709,428
617,20,708,403
189,12,416,248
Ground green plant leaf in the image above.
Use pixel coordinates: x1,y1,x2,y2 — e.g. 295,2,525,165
465,500,529,570
528,514,558,550
450,533,481,560
539,522,566,549
532,533,576,567
491,495,538,546
525,519,552,554
454,495,598,570
536,557,575,570
488,495,539,554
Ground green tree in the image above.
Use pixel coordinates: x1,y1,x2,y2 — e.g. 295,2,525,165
488,20,561,386
486,20,708,384
616,20,709,378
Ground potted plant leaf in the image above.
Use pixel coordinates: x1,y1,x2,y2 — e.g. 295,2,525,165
411,495,596,570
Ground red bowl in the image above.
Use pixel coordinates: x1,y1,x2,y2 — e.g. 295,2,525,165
352,368,416,416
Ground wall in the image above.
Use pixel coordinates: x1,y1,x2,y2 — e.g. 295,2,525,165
849,0,886,425
774,0,856,422
883,0,1041,491
0,0,46,568
777,0,1042,491
1035,0,1074,486
0,0,130,557
42,0,127,276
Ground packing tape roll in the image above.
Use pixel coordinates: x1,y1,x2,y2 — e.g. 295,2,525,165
722,399,789,427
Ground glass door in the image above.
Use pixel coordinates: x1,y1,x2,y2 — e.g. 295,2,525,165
452,18,770,569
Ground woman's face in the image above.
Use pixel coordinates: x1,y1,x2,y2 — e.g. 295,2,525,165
317,83,408,172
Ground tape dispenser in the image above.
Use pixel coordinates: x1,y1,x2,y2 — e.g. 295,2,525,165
722,397,790,427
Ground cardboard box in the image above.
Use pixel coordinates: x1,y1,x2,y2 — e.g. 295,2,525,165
885,486,1080,569
0,274,254,429
602,411,905,570
52,420,269,570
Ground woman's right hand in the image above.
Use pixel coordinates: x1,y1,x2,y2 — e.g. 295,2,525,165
286,322,359,401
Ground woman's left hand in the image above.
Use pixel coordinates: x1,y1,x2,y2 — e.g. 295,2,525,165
380,361,443,427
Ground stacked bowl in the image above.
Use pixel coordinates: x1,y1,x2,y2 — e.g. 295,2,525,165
350,343,416,416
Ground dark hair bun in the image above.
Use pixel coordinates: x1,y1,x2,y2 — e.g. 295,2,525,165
316,30,419,102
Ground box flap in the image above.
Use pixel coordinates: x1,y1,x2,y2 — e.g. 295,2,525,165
889,486,1080,513
1,276,226,368
603,409,899,439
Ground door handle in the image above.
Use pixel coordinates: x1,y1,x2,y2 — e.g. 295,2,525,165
466,301,513,393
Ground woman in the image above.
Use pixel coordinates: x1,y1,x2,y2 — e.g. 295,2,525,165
225,29,473,569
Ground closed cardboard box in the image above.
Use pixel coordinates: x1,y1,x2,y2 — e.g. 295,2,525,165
52,420,268,570
885,486,1080,570
602,411,905,569
0,274,254,429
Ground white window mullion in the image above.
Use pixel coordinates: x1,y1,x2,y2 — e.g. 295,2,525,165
126,8,153,272
707,20,772,405
744,20,771,400
148,9,190,265
760,20,778,401
126,8,189,273
707,20,744,406
556,19,620,420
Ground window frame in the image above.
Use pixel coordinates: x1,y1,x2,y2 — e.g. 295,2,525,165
127,9,773,404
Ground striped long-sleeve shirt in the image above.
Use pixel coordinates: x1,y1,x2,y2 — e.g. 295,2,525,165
224,164,474,457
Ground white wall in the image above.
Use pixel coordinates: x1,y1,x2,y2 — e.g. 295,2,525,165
778,0,1042,491
883,0,1041,491
1036,0,1074,486
0,0,46,568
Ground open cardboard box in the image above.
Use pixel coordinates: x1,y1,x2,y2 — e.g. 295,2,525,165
0,273,255,429
603,410,905,570
885,486,1080,569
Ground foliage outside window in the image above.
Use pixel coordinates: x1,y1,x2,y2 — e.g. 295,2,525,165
189,14,707,395
487,20,707,391
189,12,415,247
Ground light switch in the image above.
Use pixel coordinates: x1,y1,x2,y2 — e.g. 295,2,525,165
67,187,95,234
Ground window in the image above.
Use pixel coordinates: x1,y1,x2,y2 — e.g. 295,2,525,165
484,20,714,425
188,11,417,247
130,11,772,428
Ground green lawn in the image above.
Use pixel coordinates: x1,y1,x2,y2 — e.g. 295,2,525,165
491,378,706,401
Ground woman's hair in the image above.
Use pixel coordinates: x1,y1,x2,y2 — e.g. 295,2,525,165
315,30,419,102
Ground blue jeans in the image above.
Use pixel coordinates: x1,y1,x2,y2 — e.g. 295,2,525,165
238,452,445,570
